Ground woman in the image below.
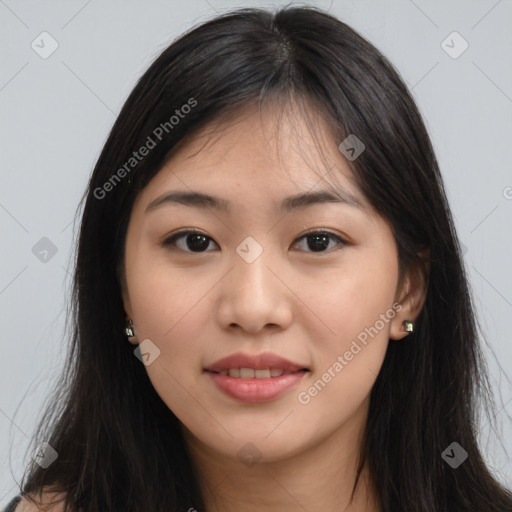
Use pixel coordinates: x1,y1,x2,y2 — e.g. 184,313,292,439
6,5,512,511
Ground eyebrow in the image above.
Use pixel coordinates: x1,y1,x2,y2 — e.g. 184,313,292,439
145,188,364,214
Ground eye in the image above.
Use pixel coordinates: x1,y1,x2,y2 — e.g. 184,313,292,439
161,229,349,254
293,230,349,253
162,229,219,253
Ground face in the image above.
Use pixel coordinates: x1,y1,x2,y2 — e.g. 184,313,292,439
121,102,419,465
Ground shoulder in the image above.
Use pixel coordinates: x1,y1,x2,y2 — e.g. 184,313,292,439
12,490,67,512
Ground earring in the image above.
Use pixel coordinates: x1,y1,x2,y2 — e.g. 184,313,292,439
125,320,134,338
402,320,414,333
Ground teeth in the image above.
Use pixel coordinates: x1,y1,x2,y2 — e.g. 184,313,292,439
239,368,255,379
216,368,293,378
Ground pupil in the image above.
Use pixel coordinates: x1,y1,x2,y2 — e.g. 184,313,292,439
187,234,209,251
308,234,329,251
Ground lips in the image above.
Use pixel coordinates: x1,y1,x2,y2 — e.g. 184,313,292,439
204,352,309,374
204,352,310,402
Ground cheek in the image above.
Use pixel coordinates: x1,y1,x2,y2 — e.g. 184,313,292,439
127,265,213,421
126,258,219,398
301,251,398,401
312,249,399,345
127,243,209,335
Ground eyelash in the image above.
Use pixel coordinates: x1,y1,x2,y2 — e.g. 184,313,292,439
161,228,349,254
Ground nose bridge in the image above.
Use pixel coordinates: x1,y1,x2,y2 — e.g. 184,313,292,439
232,234,277,300
218,234,292,333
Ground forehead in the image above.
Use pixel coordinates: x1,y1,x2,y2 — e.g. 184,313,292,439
136,101,370,213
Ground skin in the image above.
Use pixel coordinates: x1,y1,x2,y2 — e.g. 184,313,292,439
121,101,426,512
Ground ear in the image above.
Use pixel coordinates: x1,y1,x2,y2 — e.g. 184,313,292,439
389,250,429,340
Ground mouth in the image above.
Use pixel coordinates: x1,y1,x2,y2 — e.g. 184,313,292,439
204,352,310,403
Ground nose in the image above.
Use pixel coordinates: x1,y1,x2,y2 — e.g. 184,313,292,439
216,244,293,335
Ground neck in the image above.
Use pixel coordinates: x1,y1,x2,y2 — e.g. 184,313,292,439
182,399,381,512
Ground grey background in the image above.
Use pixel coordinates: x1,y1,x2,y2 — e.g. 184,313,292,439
1,0,511,506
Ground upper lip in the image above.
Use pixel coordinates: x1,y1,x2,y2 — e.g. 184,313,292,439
205,352,309,373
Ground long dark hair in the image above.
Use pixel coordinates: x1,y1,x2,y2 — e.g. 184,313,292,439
17,5,512,511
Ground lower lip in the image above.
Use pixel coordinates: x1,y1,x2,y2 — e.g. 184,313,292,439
206,370,307,403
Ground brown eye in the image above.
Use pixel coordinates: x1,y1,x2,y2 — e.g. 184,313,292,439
162,230,218,253
293,231,348,253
